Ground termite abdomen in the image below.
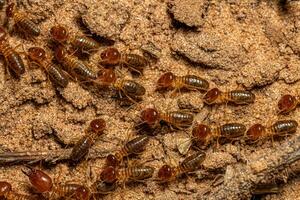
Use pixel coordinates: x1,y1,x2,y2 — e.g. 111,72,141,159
182,75,209,91
228,90,255,105
219,123,246,139
271,120,298,136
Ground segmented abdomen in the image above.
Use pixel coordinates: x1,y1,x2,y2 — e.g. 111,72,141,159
69,136,92,163
166,111,194,128
14,12,40,37
271,120,298,135
228,90,255,104
182,75,209,91
72,36,99,51
220,123,246,138
66,57,97,80
45,62,69,88
179,151,206,173
119,166,154,182
122,80,146,96
1,45,25,77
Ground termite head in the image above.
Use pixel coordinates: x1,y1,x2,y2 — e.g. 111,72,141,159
246,123,266,141
97,68,117,84
278,94,297,114
28,47,46,62
141,108,160,126
54,46,67,62
89,118,106,135
100,48,121,66
106,154,119,167
157,165,173,181
74,185,90,200
22,166,53,193
50,25,68,43
203,88,222,104
100,166,117,184
0,181,12,196
156,72,175,90
0,26,7,42
6,3,15,18
192,124,211,143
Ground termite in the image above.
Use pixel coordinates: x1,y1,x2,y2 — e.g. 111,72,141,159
70,118,106,164
156,72,209,94
0,181,37,200
140,108,194,129
157,151,206,182
22,166,91,200
100,165,155,184
54,46,97,81
106,135,150,167
100,47,148,74
277,94,299,114
246,120,298,142
6,3,40,39
203,88,255,105
0,26,25,77
50,25,100,52
27,47,69,88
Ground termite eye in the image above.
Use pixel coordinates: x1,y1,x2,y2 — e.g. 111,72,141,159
0,182,12,196
106,154,119,167
158,165,173,180
100,166,117,183
89,118,106,134
192,124,211,140
50,25,68,42
278,95,296,112
6,3,15,17
141,108,159,125
246,124,265,140
157,72,175,88
203,88,221,104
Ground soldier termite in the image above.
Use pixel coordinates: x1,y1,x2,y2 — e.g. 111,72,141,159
140,108,194,129
100,165,155,184
6,3,40,39
156,72,209,95
246,120,298,142
277,94,299,114
0,26,25,78
22,166,91,200
54,46,97,81
27,47,69,88
203,88,255,105
69,118,106,165
100,47,148,75
0,181,37,200
105,135,150,167
50,25,100,52
157,151,206,182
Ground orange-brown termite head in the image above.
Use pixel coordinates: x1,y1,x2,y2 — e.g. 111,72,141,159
141,108,160,126
54,46,67,62
278,94,298,114
73,185,90,200
192,124,211,143
156,72,175,90
97,68,117,85
100,47,121,66
0,181,12,196
246,123,266,141
203,88,222,105
106,154,119,167
157,164,173,181
89,118,106,135
28,47,46,62
6,3,15,18
100,166,117,184
22,167,53,193
50,25,68,43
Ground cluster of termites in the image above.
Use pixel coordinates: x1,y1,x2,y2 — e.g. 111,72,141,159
0,1,298,199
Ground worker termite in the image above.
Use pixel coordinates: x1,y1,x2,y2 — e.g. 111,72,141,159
27,47,69,88
156,72,209,94
192,123,247,146
0,26,25,78
70,118,106,165
157,151,206,182
140,108,194,129
22,166,91,200
0,181,37,200
6,3,40,39
54,46,97,81
100,47,148,75
246,120,298,142
203,88,255,105
106,135,150,167
277,94,299,114
100,165,155,184
50,25,100,52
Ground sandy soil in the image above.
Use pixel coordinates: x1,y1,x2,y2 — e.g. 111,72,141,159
0,0,299,199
